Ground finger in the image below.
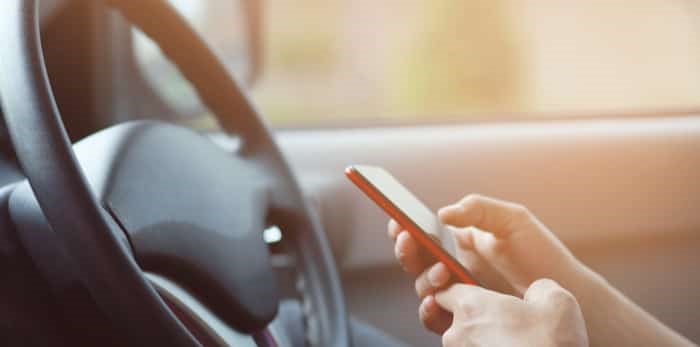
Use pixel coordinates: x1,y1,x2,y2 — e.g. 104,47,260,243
419,295,452,334
395,231,432,274
438,194,531,239
451,227,517,295
524,278,577,310
387,219,402,241
453,223,538,296
442,326,468,347
434,284,485,315
415,262,452,298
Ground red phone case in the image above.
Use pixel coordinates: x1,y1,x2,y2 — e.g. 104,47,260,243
345,167,478,286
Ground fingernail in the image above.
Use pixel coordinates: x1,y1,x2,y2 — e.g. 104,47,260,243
423,295,435,312
427,264,445,287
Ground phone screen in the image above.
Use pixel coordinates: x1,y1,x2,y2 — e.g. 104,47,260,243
347,165,470,279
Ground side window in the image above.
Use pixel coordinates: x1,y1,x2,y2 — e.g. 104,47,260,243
133,1,700,128
132,1,249,121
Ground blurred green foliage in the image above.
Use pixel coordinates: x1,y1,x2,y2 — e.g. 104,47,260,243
252,0,525,126
389,0,524,115
154,1,527,127
139,0,700,129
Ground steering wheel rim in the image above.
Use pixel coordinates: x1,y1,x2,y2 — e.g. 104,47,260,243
0,1,350,346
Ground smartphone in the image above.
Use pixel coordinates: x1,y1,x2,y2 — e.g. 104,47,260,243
345,165,479,286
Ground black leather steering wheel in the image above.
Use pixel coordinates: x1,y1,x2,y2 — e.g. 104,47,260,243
0,1,350,346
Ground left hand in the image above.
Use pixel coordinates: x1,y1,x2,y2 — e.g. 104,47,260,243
434,279,589,347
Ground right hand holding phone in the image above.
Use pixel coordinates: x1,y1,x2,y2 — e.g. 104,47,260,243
432,280,588,347
388,194,591,334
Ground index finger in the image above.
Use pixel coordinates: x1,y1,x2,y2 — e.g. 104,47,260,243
438,194,530,238
395,231,434,274
387,219,402,241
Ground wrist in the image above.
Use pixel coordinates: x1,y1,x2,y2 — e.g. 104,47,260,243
562,262,625,347
560,260,613,310
570,265,696,347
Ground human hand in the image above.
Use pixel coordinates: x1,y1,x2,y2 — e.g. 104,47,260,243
389,194,696,347
434,279,588,347
388,194,592,333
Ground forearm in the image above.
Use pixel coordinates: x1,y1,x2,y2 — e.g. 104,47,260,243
568,264,695,347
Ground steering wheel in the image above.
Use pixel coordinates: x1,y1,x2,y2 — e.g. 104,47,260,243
0,1,350,346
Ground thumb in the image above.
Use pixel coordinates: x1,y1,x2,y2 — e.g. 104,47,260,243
438,194,528,239
523,278,578,311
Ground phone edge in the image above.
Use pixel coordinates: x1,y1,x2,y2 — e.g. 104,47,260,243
344,165,478,286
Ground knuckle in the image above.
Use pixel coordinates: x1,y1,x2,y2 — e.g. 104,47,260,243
530,278,558,295
394,237,412,262
393,243,404,260
415,276,429,297
394,247,412,270
531,277,557,288
387,219,401,236
441,327,463,347
547,287,577,306
485,238,511,258
460,194,483,208
396,249,407,263
509,203,532,222
456,297,475,314
458,194,486,226
531,279,579,308
414,280,422,297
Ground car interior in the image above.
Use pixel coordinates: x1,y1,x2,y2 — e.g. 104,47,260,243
1,1,699,346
